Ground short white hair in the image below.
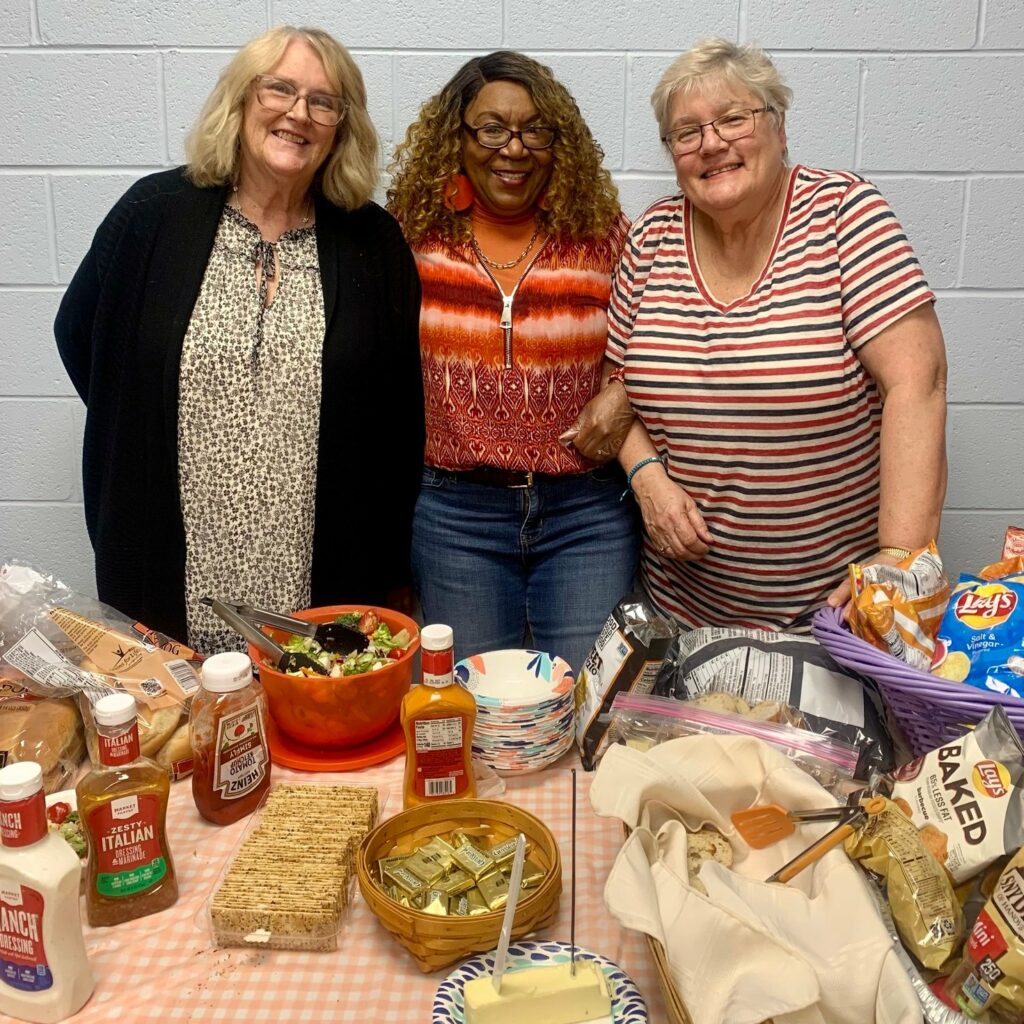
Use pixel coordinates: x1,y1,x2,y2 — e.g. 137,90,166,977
651,38,792,136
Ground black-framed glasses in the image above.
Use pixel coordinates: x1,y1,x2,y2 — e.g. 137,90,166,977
462,122,558,151
254,75,348,127
661,106,773,156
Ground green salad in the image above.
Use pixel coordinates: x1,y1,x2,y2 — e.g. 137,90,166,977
283,610,414,677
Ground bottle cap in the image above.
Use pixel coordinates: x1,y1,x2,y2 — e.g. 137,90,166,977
93,692,138,726
0,762,43,802
202,651,254,693
421,624,454,653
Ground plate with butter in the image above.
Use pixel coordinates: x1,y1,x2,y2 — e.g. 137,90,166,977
432,940,647,1024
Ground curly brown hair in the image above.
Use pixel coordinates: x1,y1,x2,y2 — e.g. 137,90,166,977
387,51,621,252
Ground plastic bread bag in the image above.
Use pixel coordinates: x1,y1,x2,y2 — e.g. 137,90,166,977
575,593,678,770
0,562,201,779
653,624,896,778
942,846,1024,1021
848,541,951,671
601,691,860,794
885,707,1024,885
930,569,1024,698
0,680,85,794
845,797,965,972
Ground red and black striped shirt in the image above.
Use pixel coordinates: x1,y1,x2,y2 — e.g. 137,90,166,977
606,166,935,632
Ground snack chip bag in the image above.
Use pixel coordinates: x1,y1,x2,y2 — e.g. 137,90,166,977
890,707,1024,884
1003,526,1024,561
848,541,949,671
930,571,1024,697
844,796,964,970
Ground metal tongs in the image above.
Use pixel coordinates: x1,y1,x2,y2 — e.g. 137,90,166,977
203,598,331,675
201,597,368,654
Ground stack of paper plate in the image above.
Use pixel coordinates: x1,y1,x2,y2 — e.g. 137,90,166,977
455,649,575,775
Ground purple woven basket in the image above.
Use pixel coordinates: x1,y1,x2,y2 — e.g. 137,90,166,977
812,604,1024,756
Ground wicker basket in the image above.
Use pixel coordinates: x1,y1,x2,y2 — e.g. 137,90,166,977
812,605,1024,756
356,798,562,973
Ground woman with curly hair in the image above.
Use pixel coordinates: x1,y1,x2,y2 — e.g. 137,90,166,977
388,50,638,672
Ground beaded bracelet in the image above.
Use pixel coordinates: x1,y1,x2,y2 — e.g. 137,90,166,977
607,364,627,385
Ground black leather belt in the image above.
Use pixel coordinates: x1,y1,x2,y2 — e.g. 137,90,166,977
453,467,545,488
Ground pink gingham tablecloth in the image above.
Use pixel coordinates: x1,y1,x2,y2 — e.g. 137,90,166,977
26,758,666,1023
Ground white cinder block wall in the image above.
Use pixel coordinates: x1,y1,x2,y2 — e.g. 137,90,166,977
1,1,1022,598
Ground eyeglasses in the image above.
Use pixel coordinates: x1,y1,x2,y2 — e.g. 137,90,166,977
254,75,348,127
662,106,773,156
462,122,558,151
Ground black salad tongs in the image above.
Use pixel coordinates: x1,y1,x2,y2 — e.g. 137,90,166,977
201,597,369,655
205,597,328,675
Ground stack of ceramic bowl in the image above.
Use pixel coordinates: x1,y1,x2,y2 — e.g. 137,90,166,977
455,649,575,775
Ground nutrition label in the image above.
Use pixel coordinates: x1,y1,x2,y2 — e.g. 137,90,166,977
414,718,462,751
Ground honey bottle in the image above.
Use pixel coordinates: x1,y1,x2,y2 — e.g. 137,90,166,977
76,693,178,927
0,762,94,1023
190,651,271,826
401,624,477,808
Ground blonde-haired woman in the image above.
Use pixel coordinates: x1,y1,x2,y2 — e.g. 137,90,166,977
56,26,423,653
388,51,638,674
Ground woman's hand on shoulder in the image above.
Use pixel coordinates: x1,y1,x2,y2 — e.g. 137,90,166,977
559,381,634,463
631,462,712,562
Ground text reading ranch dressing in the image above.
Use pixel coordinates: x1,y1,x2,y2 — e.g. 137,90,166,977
0,762,93,1023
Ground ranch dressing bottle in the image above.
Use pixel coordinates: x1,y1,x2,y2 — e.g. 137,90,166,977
0,762,94,1023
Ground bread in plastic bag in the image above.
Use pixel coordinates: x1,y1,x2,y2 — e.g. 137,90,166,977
0,563,200,780
654,625,896,778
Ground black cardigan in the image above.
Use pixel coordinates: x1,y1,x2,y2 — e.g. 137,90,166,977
55,167,424,642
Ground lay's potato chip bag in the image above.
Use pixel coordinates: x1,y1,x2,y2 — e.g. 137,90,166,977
931,571,1024,696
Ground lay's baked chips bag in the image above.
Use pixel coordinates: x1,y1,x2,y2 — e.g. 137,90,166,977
931,570,1024,697
890,707,1024,884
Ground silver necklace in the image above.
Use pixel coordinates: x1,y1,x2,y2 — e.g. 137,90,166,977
471,223,540,270
232,185,311,228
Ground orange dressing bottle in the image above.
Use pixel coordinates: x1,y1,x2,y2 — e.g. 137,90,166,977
401,624,476,808
76,693,178,927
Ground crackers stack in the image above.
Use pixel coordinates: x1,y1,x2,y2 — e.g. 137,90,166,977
210,784,379,951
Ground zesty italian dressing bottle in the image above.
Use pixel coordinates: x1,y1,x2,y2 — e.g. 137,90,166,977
0,761,94,1023
190,651,271,825
401,624,476,808
76,692,178,927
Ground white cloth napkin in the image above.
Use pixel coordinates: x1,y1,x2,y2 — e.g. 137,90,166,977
590,737,922,1024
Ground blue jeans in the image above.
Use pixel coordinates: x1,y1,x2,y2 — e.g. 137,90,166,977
412,466,640,676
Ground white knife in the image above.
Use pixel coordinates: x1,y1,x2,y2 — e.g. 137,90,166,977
491,832,527,993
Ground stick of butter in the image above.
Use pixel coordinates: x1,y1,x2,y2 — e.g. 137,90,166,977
463,962,611,1024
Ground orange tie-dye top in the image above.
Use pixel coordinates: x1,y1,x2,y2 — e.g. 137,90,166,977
415,211,630,474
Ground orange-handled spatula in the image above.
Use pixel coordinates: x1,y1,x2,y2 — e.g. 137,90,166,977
732,803,860,849
764,797,887,884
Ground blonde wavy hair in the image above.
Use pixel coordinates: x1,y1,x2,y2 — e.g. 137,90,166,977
185,26,379,209
651,38,792,138
387,51,620,250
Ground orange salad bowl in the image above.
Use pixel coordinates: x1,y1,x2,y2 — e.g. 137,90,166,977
249,605,420,750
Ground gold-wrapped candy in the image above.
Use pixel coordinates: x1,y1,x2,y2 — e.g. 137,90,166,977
421,889,449,916
477,870,512,911
452,838,495,880
384,862,427,897
437,867,476,897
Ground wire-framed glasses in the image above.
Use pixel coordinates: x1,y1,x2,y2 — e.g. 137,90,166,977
254,75,348,127
662,106,773,156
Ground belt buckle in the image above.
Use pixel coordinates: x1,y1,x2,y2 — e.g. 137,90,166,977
510,471,534,489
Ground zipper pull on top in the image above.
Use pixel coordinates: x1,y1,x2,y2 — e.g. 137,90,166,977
500,294,514,368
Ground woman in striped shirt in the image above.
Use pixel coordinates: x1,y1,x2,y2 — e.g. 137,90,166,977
591,39,947,633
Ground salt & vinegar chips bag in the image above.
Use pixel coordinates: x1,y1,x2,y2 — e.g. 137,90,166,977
930,570,1024,697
